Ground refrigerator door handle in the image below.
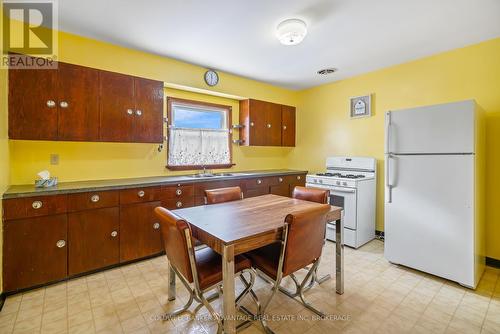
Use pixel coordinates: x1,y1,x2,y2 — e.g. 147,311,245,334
386,153,394,203
385,111,392,154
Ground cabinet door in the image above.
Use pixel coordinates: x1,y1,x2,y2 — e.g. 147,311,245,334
247,100,267,146
281,105,296,147
120,201,163,262
134,78,164,143
68,208,119,275
57,63,99,141
269,176,290,197
99,71,135,142
265,102,282,146
8,65,58,140
3,215,67,292
288,174,306,196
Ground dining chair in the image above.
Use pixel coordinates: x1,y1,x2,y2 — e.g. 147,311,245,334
205,186,243,204
292,186,331,285
245,204,331,332
292,186,329,204
154,207,256,333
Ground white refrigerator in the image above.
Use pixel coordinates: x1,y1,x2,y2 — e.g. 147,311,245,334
384,100,485,288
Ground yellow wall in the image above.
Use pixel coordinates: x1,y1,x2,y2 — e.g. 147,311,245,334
288,37,500,260
9,29,297,184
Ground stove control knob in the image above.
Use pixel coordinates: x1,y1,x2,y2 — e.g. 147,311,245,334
342,182,348,186
319,180,323,184
336,181,341,185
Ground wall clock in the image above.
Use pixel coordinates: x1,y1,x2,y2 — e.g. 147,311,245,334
204,70,219,86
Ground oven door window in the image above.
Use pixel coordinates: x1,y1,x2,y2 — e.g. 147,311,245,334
329,187,357,229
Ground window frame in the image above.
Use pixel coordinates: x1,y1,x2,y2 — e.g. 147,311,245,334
166,97,234,171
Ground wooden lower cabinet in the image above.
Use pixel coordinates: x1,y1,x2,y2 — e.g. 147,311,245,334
120,201,163,262
270,183,290,197
3,215,68,291
68,207,120,275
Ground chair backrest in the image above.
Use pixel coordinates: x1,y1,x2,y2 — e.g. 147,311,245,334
205,186,242,204
282,204,331,277
154,207,194,283
292,186,329,204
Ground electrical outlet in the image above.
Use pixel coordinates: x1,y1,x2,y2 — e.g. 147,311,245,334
50,154,59,165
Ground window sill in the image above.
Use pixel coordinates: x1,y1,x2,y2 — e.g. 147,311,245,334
166,164,235,171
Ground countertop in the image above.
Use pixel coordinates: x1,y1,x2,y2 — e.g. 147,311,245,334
3,169,308,199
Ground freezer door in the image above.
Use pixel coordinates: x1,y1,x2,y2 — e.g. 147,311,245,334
386,100,476,154
384,154,476,287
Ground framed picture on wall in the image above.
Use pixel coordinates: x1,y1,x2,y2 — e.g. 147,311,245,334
350,94,372,118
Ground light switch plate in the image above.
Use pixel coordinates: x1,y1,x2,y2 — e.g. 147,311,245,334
50,154,59,165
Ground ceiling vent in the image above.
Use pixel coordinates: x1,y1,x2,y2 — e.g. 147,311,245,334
317,68,337,75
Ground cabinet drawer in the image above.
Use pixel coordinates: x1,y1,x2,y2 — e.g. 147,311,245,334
119,186,161,204
3,195,67,220
243,177,270,189
68,191,119,212
161,184,194,199
267,175,288,186
163,198,194,210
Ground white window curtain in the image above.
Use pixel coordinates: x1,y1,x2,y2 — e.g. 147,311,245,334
168,128,230,167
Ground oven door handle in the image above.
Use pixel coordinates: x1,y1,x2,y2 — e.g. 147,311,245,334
330,188,356,194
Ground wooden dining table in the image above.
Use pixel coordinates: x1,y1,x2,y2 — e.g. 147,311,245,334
171,194,344,333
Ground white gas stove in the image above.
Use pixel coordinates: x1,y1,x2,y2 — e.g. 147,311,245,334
306,156,377,248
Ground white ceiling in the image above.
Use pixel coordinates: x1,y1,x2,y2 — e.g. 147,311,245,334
57,0,500,90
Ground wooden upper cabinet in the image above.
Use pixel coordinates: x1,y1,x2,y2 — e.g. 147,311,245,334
281,105,296,147
99,73,163,143
134,78,164,143
57,62,99,141
239,99,295,147
8,57,163,143
9,66,58,140
99,71,136,142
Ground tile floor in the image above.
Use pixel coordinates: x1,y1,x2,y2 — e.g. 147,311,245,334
0,240,499,334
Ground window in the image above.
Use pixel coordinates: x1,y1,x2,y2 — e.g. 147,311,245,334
167,97,233,170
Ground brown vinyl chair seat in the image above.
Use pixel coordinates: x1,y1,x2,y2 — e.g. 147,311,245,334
245,242,281,280
195,247,252,290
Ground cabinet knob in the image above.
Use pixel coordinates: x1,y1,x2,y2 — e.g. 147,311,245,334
297,176,301,180
91,194,100,203
153,222,160,230
283,125,287,130
32,200,43,209
135,110,142,116
176,189,182,196
111,231,118,238
46,100,56,108
278,177,283,183
176,201,183,208
250,122,254,127
267,124,272,128
257,179,262,185
127,109,134,115
56,240,66,248
59,101,69,108
138,190,145,198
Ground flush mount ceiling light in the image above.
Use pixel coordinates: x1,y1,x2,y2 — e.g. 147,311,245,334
276,18,307,46
317,68,338,75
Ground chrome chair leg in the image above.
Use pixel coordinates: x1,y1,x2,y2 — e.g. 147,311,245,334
297,261,326,317
163,267,195,320
278,261,326,317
